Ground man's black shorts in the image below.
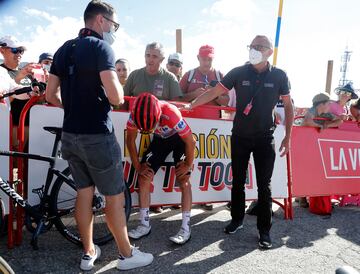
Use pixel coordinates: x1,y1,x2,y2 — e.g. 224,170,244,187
141,134,185,173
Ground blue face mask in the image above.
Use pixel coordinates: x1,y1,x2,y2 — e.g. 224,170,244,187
103,25,116,45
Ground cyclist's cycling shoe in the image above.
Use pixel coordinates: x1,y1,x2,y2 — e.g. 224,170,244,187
117,246,154,270
128,225,151,240
169,228,191,245
80,244,101,271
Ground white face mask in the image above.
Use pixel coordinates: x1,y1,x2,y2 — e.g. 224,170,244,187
249,48,264,65
103,27,116,45
42,64,51,72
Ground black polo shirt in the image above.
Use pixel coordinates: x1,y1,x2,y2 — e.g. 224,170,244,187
50,28,115,134
221,63,290,138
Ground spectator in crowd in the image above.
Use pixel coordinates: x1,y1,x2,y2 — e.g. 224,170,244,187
124,42,183,100
0,35,37,151
38,52,53,71
115,58,130,86
45,0,153,271
329,83,358,120
350,99,360,122
126,93,195,245
184,35,294,249
180,45,228,107
302,93,343,130
166,52,183,81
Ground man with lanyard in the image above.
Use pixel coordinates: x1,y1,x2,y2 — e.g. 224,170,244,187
126,93,195,245
46,0,153,271
184,35,294,249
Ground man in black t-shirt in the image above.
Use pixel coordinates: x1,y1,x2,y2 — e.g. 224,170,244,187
46,0,153,271
186,35,294,249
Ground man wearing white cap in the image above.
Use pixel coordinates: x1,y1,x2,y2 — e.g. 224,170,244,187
166,52,183,81
0,35,37,151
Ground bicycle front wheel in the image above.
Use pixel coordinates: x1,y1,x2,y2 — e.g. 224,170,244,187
50,167,116,246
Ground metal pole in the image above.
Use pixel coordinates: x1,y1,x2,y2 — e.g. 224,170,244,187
325,60,334,94
176,29,182,54
273,0,284,66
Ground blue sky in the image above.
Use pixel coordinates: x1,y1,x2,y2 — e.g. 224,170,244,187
1,0,360,106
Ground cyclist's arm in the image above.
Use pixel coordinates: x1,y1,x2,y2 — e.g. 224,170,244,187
126,129,141,172
45,74,63,108
100,70,124,106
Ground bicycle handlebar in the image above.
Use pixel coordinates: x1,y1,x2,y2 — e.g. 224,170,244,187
0,79,46,99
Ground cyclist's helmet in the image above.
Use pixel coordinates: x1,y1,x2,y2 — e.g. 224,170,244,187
132,93,162,134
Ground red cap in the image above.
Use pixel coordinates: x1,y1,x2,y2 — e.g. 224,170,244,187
198,45,214,58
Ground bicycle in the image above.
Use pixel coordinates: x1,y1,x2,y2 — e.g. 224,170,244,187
0,126,132,250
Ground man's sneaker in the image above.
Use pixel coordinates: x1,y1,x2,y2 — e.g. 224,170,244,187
80,245,101,271
169,228,191,245
258,232,272,249
117,246,154,270
224,220,243,234
128,225,151,239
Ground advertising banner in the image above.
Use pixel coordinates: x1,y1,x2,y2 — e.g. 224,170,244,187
28,105,289,205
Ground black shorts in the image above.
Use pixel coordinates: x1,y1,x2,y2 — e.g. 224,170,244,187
141,134,185,173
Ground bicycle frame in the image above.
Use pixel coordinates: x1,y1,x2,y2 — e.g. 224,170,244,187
0,127,75,249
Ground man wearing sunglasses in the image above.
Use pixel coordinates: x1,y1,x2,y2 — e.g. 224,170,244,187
166,52,183,81
184,35,294,249
0,35,39,153
46,0,153,271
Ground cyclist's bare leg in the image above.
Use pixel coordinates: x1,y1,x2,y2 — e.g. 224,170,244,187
179,179,192,212
138,174,153,209
104,193,131,257
75,186,95,255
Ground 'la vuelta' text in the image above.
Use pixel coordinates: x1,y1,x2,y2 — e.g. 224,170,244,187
122,160,252,193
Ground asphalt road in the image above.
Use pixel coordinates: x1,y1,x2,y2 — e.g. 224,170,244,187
0,204,359,274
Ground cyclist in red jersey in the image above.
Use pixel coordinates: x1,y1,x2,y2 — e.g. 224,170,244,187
126,93,195,245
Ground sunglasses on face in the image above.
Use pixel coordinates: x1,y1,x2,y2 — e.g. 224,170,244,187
103,15,120,32
8,47,24,55
168,61,181,68
339,90,352,96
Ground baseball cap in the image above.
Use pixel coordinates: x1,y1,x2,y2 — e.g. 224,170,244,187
312,93,330,106
0,35,26,49
198,45,214,58
168,52,183,64
38,52,53,63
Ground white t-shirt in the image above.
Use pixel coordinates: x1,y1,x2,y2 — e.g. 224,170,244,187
0,67,29,105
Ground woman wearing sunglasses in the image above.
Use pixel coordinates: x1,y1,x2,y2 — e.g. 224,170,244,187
329,83,358,120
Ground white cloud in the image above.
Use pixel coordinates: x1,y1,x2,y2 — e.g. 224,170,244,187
202,0,257,20
23,7,58,23
3,16,17,26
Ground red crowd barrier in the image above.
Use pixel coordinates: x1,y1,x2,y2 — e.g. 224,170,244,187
289,121,360,197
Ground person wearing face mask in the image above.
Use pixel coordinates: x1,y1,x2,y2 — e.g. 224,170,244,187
184,35,294,249
45,0,153,271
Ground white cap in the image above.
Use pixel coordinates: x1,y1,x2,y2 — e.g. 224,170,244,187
0,35,26,49
168,52,183,64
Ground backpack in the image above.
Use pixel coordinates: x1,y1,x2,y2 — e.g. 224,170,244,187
187,69,222,83
309,196,332,215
